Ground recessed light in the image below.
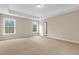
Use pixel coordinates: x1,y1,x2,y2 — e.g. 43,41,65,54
36,4,41,8
36,4,44,8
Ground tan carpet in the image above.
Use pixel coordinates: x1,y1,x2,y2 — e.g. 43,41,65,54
0,36,79,55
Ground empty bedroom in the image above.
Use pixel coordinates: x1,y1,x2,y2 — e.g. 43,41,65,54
0,4,79,55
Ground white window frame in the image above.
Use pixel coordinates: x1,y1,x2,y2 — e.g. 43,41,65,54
3,18,16,35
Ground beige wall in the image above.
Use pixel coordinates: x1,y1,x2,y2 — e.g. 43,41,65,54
0,14,32,40
47,11,79,43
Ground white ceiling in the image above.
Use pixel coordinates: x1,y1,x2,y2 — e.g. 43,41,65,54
0,4,79,20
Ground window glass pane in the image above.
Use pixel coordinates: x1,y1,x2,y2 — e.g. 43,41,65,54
5,27,14,33
5,19,14,27
5,19,9,26
5,27,9,33
9,27,14,33
33,23,37,32
4,18,15,34
10,20,14,26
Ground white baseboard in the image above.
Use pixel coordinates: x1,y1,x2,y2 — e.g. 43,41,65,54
47,36,79,44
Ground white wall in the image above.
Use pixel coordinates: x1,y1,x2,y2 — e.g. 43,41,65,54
39,21,44,36
39,20,48,36
0,14,32,40
47,11,79,43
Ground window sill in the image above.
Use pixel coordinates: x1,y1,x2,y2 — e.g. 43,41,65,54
3,33,16,35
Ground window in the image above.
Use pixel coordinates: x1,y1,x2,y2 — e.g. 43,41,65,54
3,18,16,35
32,21,38,33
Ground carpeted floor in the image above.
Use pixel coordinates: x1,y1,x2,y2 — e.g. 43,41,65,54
0,36,79,55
